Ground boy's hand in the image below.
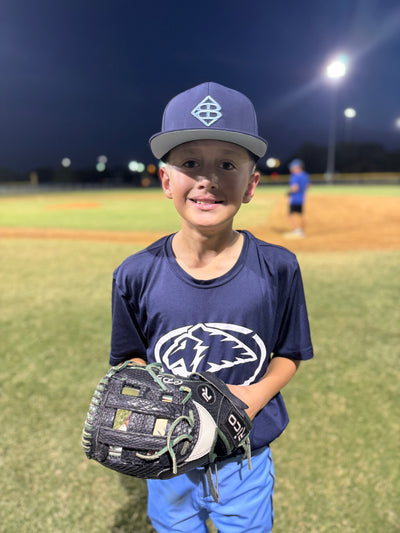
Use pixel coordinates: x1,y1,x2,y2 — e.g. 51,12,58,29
130,357,147,365
226,384,261,420
227,357,300,420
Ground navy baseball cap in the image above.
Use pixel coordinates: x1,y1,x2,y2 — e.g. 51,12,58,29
149,82,268,160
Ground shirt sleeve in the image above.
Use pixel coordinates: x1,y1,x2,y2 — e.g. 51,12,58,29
109,276,148,366
272,261,313,360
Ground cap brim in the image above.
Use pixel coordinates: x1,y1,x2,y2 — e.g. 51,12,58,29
150,129,267,160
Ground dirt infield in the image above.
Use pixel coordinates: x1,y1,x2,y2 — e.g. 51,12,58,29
1,194,399,252
253,194,400,252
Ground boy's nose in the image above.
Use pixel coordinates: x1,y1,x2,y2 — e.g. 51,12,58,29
196,172,219,189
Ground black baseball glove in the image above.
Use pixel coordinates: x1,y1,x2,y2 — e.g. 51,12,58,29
82,361,252,500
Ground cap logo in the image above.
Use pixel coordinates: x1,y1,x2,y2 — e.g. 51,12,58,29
191,95,222,127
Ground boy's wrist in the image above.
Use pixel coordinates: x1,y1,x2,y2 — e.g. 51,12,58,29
227,358,300,419
129,356,147,365
227,383,269,420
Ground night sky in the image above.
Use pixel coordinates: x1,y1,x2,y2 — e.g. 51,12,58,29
1,0,400,172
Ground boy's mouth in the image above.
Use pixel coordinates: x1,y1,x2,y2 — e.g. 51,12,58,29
190,199,223,205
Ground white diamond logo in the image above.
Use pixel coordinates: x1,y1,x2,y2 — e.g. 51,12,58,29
191,96,222,127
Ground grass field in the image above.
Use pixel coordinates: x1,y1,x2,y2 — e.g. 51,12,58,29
0,185,398,230
0,185,399,532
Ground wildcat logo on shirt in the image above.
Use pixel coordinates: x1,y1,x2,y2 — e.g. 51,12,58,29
153,323,267,384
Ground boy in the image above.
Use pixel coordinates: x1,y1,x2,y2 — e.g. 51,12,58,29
110,82,313,532
285,158,310,239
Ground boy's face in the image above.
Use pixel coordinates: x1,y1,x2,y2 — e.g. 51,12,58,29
290,164,303,174
159,140,259,233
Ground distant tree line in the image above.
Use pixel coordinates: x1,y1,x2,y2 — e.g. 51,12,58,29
0,165,159,187
280,141,400,174
1,141,399,184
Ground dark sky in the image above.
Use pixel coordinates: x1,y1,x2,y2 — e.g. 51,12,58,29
1,0,400,172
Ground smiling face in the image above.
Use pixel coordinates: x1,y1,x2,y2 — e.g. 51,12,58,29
159,140,260,234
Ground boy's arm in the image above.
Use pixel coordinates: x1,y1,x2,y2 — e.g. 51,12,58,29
227,357,300,420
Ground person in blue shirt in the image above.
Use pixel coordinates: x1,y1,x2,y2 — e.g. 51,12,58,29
110,82,313,532
285,158,310,239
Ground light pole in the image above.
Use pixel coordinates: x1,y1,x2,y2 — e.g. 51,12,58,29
324,56,347,183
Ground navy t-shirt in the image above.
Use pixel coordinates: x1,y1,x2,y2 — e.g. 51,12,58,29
110,230,313,449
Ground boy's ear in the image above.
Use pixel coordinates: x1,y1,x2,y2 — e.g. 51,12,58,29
159,165,173,199
242,171,260,203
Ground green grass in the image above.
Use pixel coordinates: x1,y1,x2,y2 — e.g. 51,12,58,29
0,185,399,532
0,239,152,533
273,251,400,532
1,184,397,232
0,189,180,231
0,187,278,231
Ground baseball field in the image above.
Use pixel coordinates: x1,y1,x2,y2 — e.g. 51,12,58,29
0,184,399,532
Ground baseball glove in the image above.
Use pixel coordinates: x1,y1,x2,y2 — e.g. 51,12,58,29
82,361,252,499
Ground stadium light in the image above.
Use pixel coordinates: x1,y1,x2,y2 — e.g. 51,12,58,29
344,108,356,118
326,59,347,80
344,108,356,142
324,54,349,182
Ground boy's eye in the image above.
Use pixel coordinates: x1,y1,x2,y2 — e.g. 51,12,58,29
182,160,198,169
221,161,235,170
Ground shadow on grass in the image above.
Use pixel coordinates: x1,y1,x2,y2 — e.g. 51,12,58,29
111,476,155,533
110,475,216,532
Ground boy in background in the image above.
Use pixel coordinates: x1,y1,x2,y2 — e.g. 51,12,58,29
285,158,310,239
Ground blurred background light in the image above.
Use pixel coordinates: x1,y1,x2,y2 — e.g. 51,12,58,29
97,155,108,164
266,157,281,168
61,157,71,168
141,177,151,187
147,164,157,175
128,160,145,172
344,107,357,118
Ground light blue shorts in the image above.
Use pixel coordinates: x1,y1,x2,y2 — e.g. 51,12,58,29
147,446,274,532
